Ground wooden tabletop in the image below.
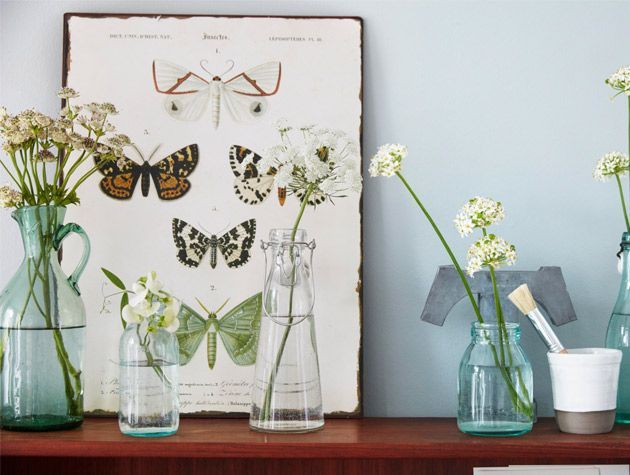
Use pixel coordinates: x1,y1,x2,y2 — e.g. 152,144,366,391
2,418,629,461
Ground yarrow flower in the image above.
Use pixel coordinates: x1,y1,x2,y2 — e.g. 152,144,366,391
605,66,630,96
368,143,407,177
593,151,629,182
454,196,505,237
466,234,517,277
0,185,22,208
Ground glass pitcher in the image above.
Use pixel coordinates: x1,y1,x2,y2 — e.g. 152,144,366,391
0,205,90,431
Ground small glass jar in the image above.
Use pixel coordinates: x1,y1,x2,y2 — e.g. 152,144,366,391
249,228,324,433
118,323,179,437
458,322,534,437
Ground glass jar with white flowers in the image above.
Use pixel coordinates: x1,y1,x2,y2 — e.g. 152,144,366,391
370,145,533,436
600,65,630,425
248,121,362,433
116,272,181,437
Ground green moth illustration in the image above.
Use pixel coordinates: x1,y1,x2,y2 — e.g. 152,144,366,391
176,292,262,369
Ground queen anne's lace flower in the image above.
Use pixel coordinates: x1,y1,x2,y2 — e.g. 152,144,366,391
593,151,629,181
466,234,517,277
454,196,505,237
606,66,630,95
262,120,362,204
369,144,407,177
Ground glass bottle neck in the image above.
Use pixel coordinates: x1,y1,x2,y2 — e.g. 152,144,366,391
615,235,630,312
13,206,65,258
471,322,521,344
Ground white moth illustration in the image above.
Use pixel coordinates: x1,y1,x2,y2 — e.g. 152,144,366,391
152,59,281,129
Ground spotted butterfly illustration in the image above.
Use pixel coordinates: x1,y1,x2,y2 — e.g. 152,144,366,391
229,145,285,206
229,145,326,206
172,218,256,269
152,59,281,129
94,144,199,200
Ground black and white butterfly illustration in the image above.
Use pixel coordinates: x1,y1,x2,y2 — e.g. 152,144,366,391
94,144,199,200
229,145,284,206
172,218,256,269
229,145,327,206
152,59,281,129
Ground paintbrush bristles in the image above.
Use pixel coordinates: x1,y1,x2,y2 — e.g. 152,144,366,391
508,284,538,315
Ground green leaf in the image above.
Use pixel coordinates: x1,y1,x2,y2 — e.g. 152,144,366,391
102,267,126,290
120,292,128,329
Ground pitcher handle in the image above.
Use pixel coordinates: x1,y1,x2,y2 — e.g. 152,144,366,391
53,223,91,296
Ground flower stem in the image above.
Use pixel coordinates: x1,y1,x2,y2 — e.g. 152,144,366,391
260,185,314,422
616,174,630,233
395,171,484,323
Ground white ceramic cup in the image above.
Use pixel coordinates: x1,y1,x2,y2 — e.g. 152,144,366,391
548,348,622,434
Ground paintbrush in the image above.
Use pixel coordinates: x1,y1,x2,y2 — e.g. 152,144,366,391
508,284,568,354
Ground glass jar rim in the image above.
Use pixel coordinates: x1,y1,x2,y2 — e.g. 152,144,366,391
267,228,308,243
473,322,520,330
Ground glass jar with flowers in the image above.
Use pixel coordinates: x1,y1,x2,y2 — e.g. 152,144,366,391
599,65,630,425
0,88,131,431
248,121,362,433
370,145,533,436
110,271,181,437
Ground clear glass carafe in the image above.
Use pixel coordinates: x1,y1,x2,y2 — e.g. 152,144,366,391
606,231,630,424
249,229,324,433
118,323,179,437
458,322,534,436
0,205,90,431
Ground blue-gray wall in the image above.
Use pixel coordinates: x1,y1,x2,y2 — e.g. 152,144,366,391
1,0,629,417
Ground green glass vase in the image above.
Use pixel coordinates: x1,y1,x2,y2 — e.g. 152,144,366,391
605,231,630,424
458,322,534,437
0,205,90,431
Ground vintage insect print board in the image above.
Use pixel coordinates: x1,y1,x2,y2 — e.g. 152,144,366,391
63,14,363,416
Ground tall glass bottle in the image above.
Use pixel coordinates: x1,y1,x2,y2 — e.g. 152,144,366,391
606,231,630,424
0,205,90,431
249,229,324,433
458,322,534,436
118,322,179,437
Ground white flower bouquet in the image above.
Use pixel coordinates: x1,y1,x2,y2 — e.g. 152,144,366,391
595,67,630,232
370,145,532,418
0,87,130,208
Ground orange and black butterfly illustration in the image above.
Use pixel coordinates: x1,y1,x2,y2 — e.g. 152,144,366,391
94,144,199,201
229,145,286,206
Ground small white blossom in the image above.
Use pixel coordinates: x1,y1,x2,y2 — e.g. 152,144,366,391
36,149,56,163
274,118,292,133
57,87,79,99
593,151,629,181
369,144,407,177
0,185,22,208
454,196,505,237
466,234,517,277
124,272,179,330
161,299,181,333
606,66,630,95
